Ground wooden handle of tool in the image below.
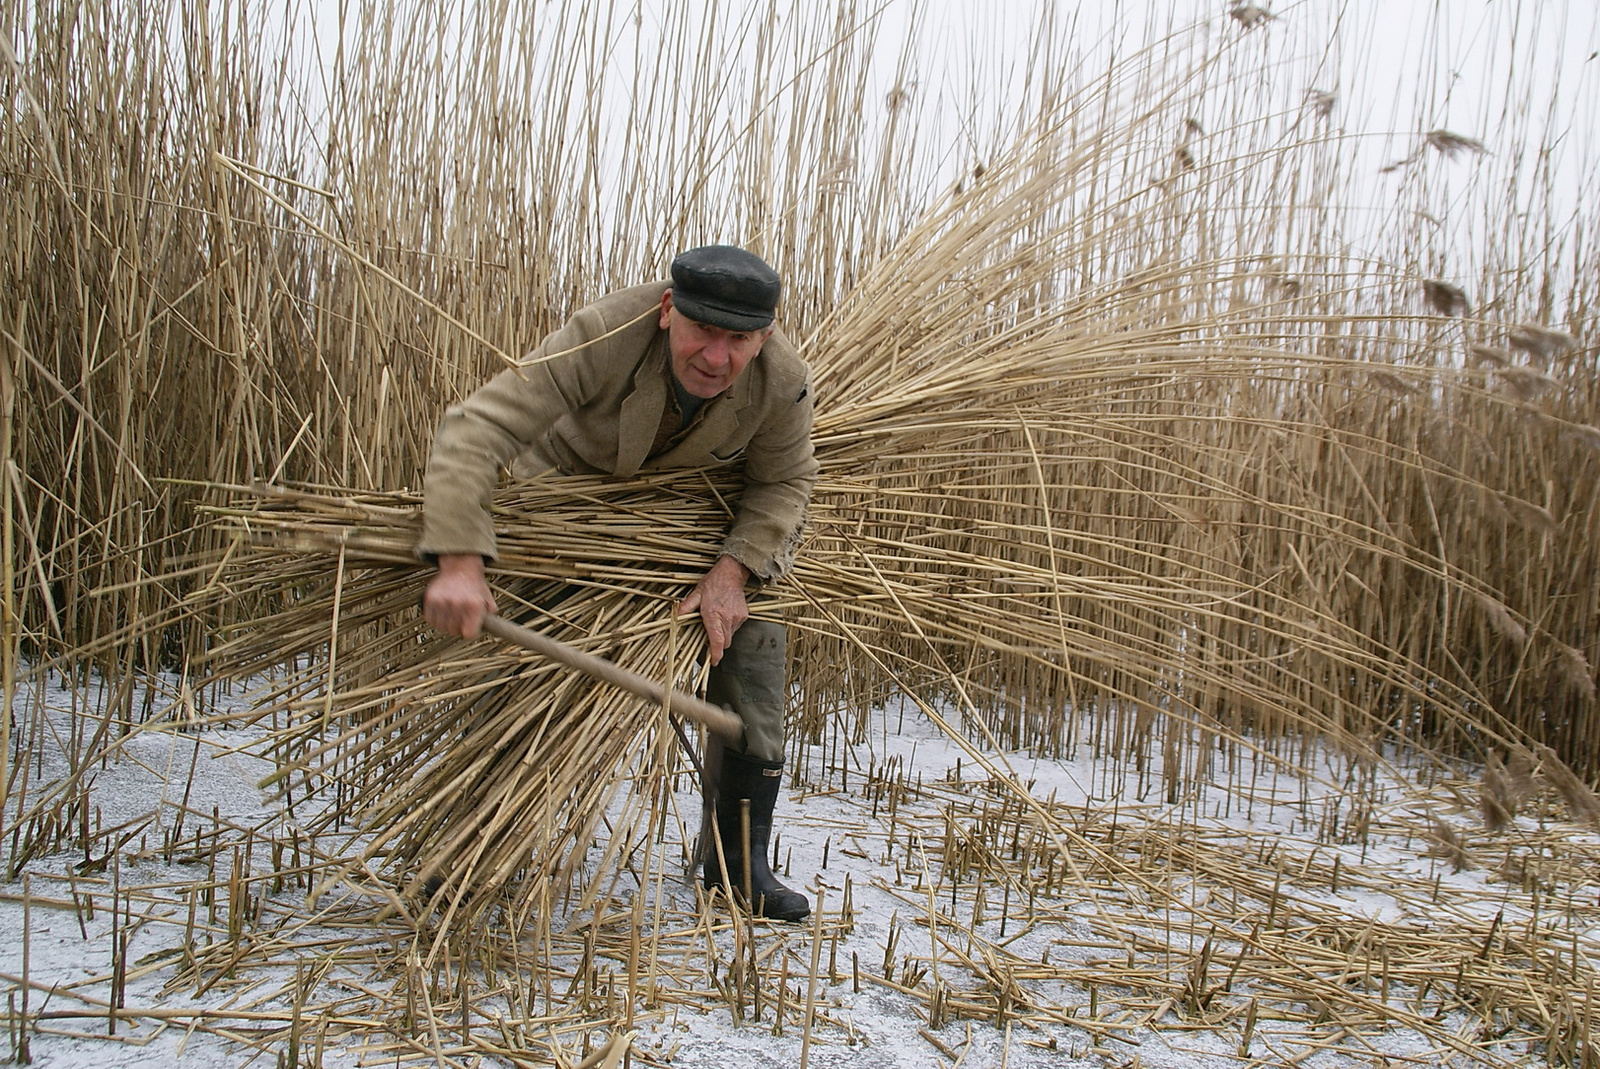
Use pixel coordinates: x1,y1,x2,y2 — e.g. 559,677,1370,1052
480,614,744,743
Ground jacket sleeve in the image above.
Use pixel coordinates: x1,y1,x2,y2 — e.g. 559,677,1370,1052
720,379,818,581
417,310,616,562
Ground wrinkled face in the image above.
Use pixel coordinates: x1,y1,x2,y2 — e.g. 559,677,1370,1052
659,292,772,399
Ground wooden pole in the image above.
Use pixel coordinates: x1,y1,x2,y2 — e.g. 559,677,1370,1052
480,614,744,743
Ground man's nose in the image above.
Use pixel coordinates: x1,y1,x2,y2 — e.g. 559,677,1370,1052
702,336,731,369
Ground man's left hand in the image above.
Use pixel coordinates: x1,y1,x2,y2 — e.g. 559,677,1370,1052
678,555,752,665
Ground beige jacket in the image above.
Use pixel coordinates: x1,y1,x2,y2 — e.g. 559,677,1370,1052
419,281,817,580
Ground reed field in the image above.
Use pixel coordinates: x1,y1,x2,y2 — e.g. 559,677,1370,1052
3,0,1600,1065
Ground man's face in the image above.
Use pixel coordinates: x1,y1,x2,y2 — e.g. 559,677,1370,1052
660,292,772,399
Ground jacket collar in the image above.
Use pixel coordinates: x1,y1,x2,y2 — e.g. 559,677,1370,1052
615,330,759,475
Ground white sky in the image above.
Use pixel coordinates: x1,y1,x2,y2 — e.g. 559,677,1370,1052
893,0,1600,287
251,0,1600,300
917,2,1597,181
275,0,1598,169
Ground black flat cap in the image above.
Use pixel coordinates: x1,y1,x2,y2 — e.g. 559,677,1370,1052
669,245,781,331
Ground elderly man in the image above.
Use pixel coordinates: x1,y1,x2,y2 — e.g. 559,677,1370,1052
418,245,817,921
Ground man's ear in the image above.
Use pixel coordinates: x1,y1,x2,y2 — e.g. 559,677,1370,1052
659,290,674,330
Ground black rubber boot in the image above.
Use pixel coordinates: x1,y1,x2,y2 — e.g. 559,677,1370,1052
703,749,811,922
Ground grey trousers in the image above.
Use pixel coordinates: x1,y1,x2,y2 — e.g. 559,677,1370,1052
705,618,787,762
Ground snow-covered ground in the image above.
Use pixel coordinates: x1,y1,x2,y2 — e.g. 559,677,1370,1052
4,666,1599,1068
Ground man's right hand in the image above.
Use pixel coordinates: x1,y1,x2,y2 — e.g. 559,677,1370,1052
424,554,497,638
